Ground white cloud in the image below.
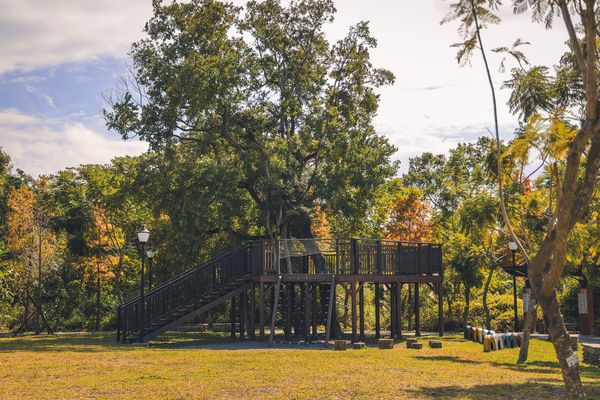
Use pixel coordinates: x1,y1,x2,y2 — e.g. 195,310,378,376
0,0,153,74
0,0,576,174
0,109,147,176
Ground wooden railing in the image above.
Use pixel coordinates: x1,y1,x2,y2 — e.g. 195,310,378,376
116,238,442,342
260,238,443,276
118,245,250,342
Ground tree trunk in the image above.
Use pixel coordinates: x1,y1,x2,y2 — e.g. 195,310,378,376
462,285,471,326
539,291,586,399
518,300,536,363
342,288,350,330
483,267,494,330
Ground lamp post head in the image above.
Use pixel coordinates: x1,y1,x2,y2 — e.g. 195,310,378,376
138,226,150,244
146,247,155,259
508,241,518,252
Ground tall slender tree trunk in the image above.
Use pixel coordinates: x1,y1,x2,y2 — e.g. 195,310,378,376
467,0,532,360
462,285,471,326
482,266,494,330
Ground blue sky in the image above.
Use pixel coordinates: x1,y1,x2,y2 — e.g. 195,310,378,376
0,0,569,177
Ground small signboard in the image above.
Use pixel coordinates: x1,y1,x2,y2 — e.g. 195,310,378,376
578,289,588,314
523,289,530,312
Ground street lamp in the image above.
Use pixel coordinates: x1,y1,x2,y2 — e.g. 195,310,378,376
146,247,155,290
137,226,150,343
508,241,518,332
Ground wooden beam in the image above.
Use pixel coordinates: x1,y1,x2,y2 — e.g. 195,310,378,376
255,274,443,284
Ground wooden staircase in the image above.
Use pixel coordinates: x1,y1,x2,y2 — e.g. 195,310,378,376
117,244,253,343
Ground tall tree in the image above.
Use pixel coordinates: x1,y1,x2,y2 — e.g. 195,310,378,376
445,1,600,397
104,0,397,248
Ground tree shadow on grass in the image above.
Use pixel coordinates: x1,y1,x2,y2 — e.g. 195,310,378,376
0,332,128,353
407,381,600,400
414,353,600,381
414,355,484,365
0,331,334,352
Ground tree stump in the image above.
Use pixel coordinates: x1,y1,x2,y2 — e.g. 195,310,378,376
410,342,423,349
406,338,418,349
378,338,394,349
429,340,442,348
334,340,347,351
353,342,365,350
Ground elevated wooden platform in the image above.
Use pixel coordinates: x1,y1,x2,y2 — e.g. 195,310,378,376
117,238,444,343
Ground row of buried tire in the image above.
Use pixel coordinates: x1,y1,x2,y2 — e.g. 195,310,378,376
465,326,523,352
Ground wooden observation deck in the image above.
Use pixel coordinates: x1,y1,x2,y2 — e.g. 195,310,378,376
117,238,444,343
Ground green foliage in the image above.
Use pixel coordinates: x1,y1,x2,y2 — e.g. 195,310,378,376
104,0,397,240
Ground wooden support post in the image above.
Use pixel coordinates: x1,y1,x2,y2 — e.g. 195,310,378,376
415,282,421,337
395,283,402,339
300,283,306,337
312,283,318,339
375,283,381,339
285,283,292,340
359,283,365,342
268,277,282,347
325,275,336,344
239,292,245,340
259,282,265,340
231,296,236,339
438,282,444,337
390,284,395,338
249,284,256,339
304,282,311,340
351,281,357,343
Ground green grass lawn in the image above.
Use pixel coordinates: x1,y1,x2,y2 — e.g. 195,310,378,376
1,332,599,399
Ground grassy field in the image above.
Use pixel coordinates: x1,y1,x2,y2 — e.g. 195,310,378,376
1,332,599,399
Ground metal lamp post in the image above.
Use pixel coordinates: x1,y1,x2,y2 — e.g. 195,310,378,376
508,241,518,331
137,226,150,343
146,247,155,290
